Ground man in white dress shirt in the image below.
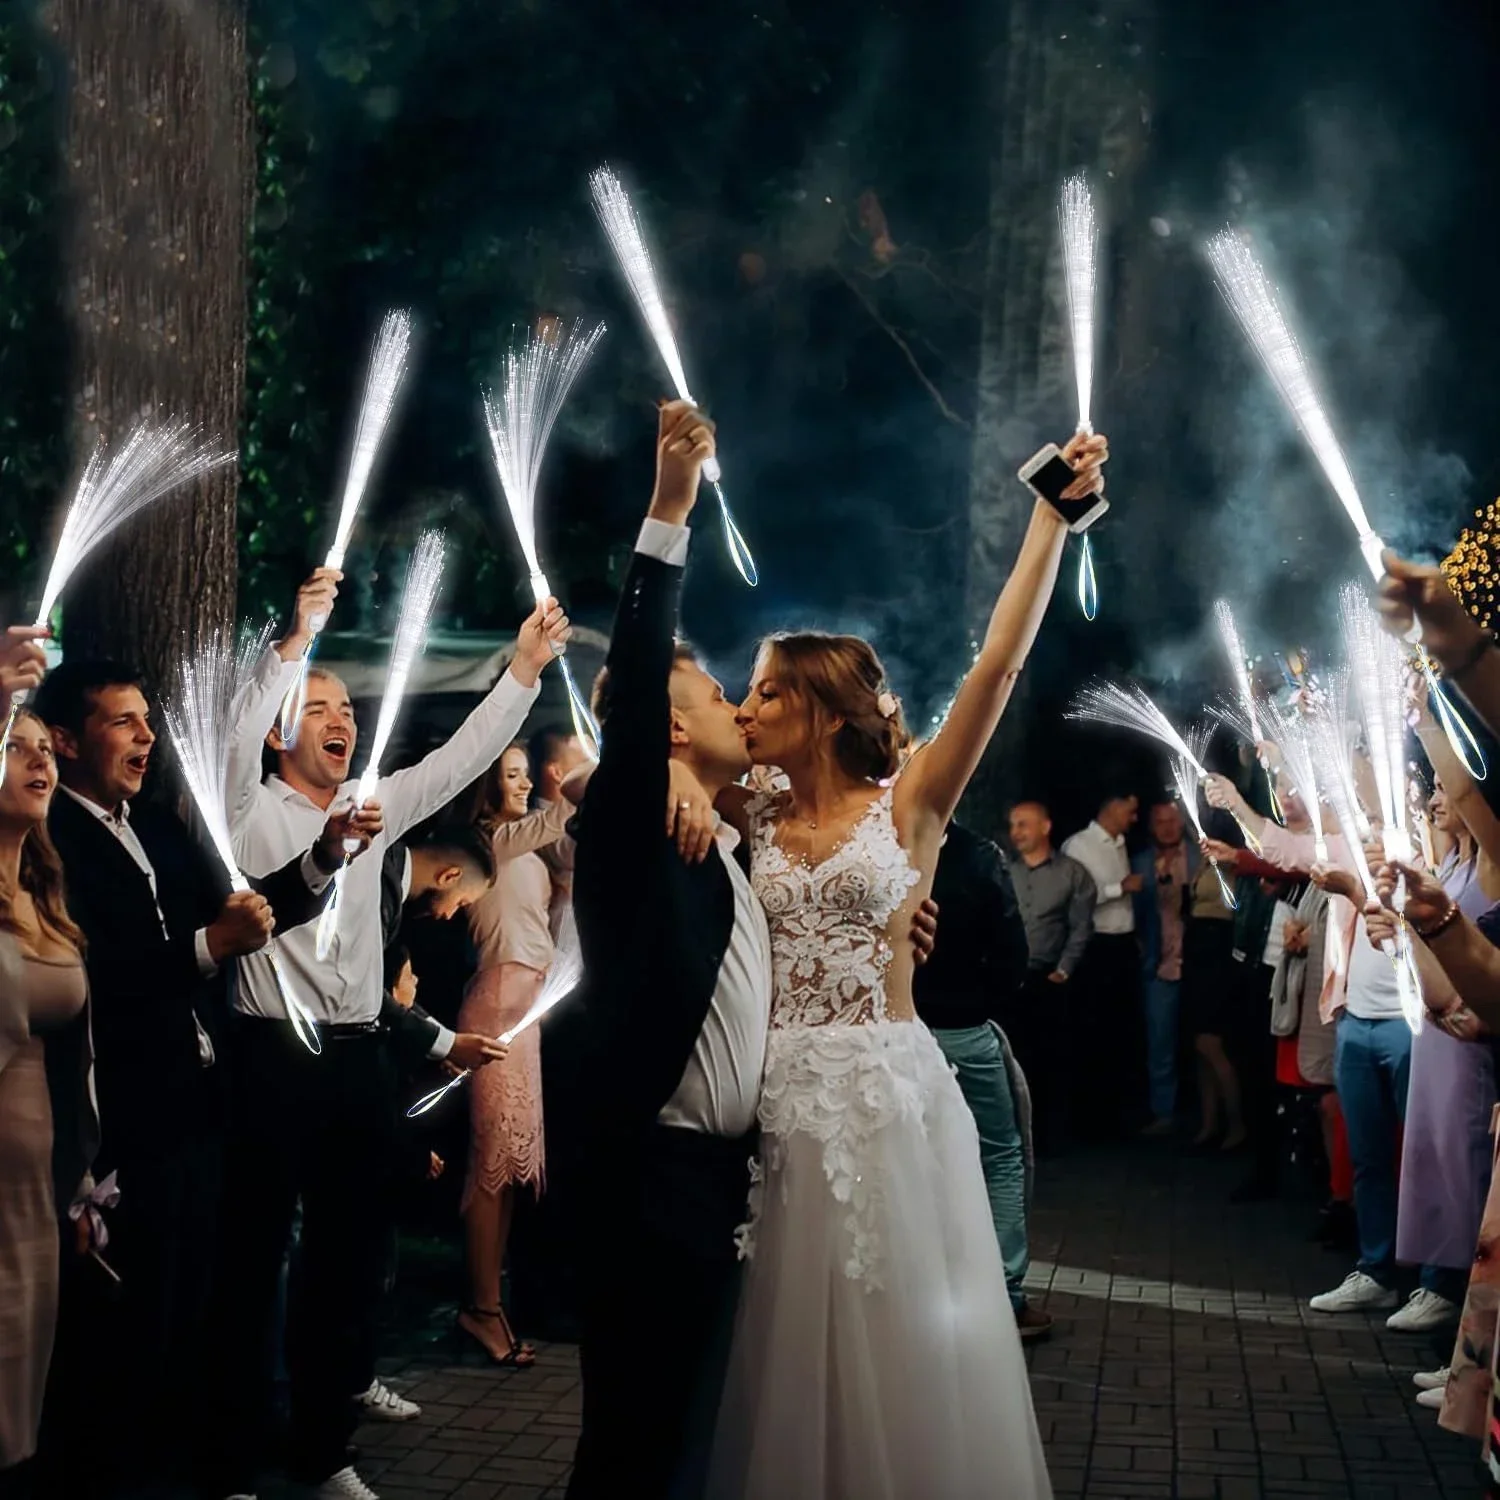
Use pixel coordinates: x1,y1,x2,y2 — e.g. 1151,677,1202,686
209,565,569,1500
1061,792,1145,1141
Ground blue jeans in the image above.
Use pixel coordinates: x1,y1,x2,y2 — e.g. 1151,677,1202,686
1143,977,1180,1122
1334,1013,1412,1284
932,1024,1029,1311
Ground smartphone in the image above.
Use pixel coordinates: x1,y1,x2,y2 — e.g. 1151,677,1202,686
1018,443,1109,533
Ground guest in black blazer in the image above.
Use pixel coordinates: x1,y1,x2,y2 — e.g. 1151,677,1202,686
562,405,774,1500
32,658,379,1495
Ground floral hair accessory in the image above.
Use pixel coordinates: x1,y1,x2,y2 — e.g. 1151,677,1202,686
876,690,899,720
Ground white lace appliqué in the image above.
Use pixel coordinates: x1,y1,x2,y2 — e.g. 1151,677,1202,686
737,786,926,1288
749,787,920,1031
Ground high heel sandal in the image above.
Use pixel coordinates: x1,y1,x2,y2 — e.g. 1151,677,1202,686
457,1304,537,1368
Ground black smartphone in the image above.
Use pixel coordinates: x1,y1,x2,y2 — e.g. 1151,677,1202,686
1018,444,1109,533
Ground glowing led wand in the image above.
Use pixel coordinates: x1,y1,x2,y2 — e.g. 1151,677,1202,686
482,320,607,759
165,624,322,1053
1060,173,1100,621
407,919,583,1118
589,166,757,585
1,421,234,787
280,310,414,748
315,531,445,960
1205,228,1484,780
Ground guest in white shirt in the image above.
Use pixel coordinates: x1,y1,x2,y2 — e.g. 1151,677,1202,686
207,564,569,1500
32,656,377,1497
1061,792,1145,1141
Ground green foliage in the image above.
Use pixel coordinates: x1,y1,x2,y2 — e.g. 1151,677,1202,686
0,8,68,611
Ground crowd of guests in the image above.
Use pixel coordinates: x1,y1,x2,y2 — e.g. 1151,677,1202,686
13,486,1500,1496
0,586,579,1500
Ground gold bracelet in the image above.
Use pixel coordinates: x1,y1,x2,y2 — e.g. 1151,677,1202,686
1413,903,1460,941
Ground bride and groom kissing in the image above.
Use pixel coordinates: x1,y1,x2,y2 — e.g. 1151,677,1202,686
564,400,1106,1500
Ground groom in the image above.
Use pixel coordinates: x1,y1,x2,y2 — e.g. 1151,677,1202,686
566,402,770,1499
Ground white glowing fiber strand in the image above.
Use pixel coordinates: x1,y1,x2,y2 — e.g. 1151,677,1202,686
1213,601,1262,744
1205,230,1387,583
0,420,235,787
281,309,415,746
163,622,321,1054
1341,584,1411,865
407,913,583,1118
1059,174,1097,434
1340,584,1424,1031
482,321,606,758
1171,724,1237,910
1066,681,1205,770
316,530,445,961
588,166,757,586
1306,675,1423,1032
1263,697,1327,862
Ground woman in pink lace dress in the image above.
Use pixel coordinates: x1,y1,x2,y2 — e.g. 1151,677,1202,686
702,429,1108,1500
456,742,565,1366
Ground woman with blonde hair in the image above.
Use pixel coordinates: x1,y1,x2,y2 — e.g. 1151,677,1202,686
0,706,91,1492
695,428,1107,1500
454,741,569,1367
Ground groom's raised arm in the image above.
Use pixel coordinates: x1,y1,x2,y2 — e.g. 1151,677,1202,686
576,403,716,861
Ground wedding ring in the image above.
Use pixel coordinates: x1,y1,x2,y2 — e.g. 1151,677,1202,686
678,799,691,811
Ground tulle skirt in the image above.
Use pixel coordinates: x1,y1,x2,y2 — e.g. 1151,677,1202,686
707,1019,1052,1500
457,962,545,1209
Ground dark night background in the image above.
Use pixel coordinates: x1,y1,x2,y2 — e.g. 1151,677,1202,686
2,0,1498,839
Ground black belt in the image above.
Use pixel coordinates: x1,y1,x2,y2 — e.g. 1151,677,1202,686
319,1021,381,1040
237,1014,379,1040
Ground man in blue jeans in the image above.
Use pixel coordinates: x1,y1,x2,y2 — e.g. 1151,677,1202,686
913,821,1053,1339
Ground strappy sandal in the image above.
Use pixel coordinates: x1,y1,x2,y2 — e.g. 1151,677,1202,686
457,1303,537,1367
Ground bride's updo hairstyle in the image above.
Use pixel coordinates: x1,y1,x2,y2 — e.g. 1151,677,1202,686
758,632,910,782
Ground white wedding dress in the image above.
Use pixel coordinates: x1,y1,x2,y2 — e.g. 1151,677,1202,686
706,787,1052,1500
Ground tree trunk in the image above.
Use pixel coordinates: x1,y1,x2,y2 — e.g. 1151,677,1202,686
961,0,1153,825
46,0,249,694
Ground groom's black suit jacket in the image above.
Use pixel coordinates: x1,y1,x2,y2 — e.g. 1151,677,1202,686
48,791,327,1169
565,538,756,1500
571,549,737,1134
569,546,754,1251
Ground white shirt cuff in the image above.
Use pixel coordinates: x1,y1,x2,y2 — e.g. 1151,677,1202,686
300,848,334,894
194,928,219,978
636,518,690,567
427,1023,456,1061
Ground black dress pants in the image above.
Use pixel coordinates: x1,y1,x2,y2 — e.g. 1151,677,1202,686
209,1020,396,1489
567,1125,751,1500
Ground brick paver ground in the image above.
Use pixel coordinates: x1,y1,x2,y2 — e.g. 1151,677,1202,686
268,1142,1489,1499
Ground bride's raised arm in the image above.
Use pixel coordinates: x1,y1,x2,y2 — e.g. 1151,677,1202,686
901,430,1108,828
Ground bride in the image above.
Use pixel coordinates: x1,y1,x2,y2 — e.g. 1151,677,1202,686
698,428,1107,1499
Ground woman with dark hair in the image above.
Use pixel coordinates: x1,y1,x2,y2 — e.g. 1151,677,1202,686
454,742,568,1367
696,429,1107,1499
0,708,91,1495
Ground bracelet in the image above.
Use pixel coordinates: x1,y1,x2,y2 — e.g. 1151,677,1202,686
1447,633,1495,683
1413,902,1461,941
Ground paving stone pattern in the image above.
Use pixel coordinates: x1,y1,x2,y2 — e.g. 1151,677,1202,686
268,1143,1488,1498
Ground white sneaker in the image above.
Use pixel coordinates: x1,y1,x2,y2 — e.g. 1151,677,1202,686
314,1468,380,1500
1416,1385,1445,1410
1308,1270,1399,1313
355,1377,421,1422
1387,1289,1460,1332
1413,1366,1451,1391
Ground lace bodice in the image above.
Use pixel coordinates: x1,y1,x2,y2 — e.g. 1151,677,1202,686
748,786,922,1029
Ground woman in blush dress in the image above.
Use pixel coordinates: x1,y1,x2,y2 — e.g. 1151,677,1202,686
700,428,1107,1500
0,709,91,1492
455,742,567,1367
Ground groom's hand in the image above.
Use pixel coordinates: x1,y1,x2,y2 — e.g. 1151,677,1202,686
648,400,716,527
910,898,939,964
